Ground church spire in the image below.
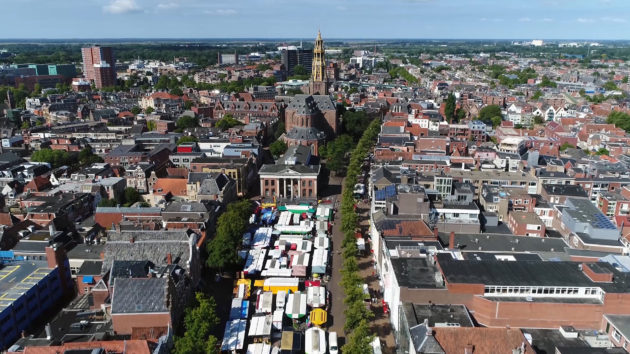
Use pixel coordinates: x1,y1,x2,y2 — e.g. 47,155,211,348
311,30,326,83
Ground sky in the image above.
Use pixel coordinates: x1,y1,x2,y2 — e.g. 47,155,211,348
2,0,630,40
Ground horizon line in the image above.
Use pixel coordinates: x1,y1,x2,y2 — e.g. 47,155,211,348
0,37,628,42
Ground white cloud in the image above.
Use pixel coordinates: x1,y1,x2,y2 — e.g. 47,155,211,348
541,18,553,22
480,17,487,22
601,16,627,23
577,18,595,23
103,0,141,14
157,2,180,9
518,17,531,22
204,8,237,15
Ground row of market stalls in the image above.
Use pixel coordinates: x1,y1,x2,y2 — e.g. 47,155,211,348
221,201,335,353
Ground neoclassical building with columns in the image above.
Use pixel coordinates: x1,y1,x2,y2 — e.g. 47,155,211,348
259,164,320,199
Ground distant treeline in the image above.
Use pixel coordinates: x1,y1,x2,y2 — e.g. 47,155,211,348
0,43,280,67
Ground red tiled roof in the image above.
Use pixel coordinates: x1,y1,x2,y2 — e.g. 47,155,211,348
25,176,51,192
21,340,151,354
153,178,188,196
150,92,181,100
433,327,535,354
381,220,433,238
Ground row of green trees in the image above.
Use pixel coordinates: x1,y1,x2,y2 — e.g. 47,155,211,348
388,66,418,84
31,146,103,169
98,187,147,208
338,118,382,353
206,199,252,272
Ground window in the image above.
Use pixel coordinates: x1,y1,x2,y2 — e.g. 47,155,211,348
265,180,269,186
613,329,622,342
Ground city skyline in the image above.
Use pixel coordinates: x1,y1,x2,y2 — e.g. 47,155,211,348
2,0,630,40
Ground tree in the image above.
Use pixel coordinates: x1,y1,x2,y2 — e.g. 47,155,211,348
273,121,285,140
176,115,199,130
444,93,456,122
596,148,610,156
342,319,374,354
559,142,575,151
623,76,629,84
206,200,251,272
490,116,502,128
177,136,199,145
147,120,157,131
184,100,194,110
170,87,183,96
533,116,544,125
130,106,142,115
256,63,271,71
270,140,288,157
31,149,74,168
538,75,557,88
32,83,41,96
603,81,619,91
607,111,630,132
123,187,143,207
531,90,543,100
174,293,220,354
215,115,241,131
21,121,30,130
342,110,374,141
145,107,154,114
98,198,118,207
292,64,307,76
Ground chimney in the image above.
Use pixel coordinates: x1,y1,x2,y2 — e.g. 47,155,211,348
130,237,135,244
45,323,52,340
433,227,439,238
449,231,455,249
167,253,173,265
48,223,56,237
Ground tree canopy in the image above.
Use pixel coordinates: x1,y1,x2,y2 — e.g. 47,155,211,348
270,140,288,158
206,200,252,271
31,149,74,168
342,110,375,141
174,292,220,354
176,115,199,130
607,111,630,132
478,105,503,127
444,93,456,122
215,114,242,131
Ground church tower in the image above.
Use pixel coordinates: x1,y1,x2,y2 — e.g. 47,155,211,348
308,30,328,95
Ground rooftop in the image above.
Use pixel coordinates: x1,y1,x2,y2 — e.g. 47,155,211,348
0,261,53,312
111,277,169,314
403,303,474,328
436,254,630,292
390,257,443,289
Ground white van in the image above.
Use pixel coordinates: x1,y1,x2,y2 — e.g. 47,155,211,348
328,331,338,354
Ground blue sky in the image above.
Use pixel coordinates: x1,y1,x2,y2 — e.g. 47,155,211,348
3,0,630,39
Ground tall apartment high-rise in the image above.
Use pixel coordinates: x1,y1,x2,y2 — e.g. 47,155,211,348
81,46,116,89
281,47,313,76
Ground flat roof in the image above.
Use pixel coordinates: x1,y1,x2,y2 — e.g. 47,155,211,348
436,254,630,292
403,303,474,327
438,232,567,252
390,258,442,289
0,261,53,312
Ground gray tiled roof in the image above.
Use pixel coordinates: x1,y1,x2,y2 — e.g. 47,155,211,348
285,127,325,140
111,277,169,314
102,230,194,274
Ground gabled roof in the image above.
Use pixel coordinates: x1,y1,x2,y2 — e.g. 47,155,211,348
433,327,535,354
111,277,169,314
153,178,188,196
